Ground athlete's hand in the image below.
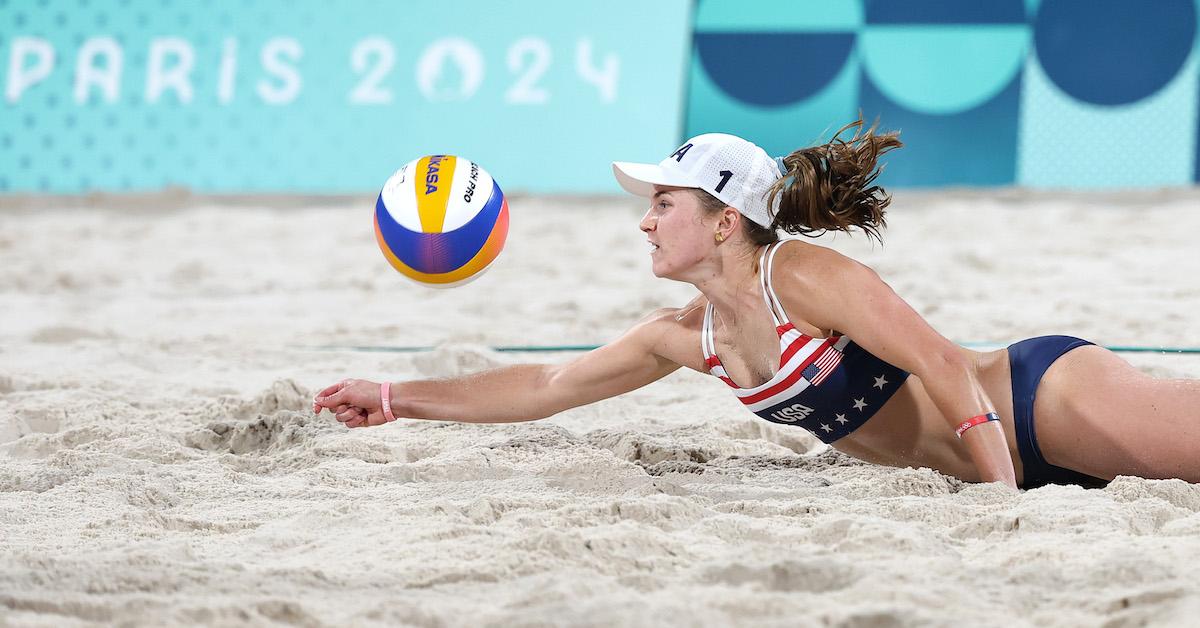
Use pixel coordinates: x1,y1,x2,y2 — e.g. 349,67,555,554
313,379,387,428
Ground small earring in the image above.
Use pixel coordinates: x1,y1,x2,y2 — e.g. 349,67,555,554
715,232,724,242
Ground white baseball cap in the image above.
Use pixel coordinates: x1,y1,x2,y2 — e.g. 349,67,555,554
612,133,784,228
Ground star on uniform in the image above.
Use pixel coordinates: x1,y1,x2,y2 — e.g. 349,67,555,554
835,413,847,425
873,375,889,390
853,397,868,411
821,423,833,433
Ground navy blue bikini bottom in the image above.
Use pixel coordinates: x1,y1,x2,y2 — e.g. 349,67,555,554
1008,335,1109,489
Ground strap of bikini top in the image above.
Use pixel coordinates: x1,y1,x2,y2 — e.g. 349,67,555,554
700,302,716,362
758,241,790,327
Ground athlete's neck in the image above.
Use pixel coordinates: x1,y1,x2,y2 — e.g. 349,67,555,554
689,243,767,326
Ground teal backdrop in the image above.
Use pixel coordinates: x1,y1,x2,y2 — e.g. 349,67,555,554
4,0,1200,193
689,0,1200,188
0,0,692,193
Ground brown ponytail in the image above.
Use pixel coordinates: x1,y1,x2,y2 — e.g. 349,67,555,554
767,117,902,244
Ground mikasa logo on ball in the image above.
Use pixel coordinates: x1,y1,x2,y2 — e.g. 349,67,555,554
424,155,448,195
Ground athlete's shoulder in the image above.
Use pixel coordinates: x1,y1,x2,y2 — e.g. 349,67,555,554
635,294,707,333
770,238,877,288
626,296,707,371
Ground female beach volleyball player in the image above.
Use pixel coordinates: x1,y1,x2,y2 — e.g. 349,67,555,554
314,120,1199,490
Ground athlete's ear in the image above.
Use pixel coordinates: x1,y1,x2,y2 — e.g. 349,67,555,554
717,206,741,237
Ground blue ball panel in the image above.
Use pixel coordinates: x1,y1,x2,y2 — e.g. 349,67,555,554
376,180,505,274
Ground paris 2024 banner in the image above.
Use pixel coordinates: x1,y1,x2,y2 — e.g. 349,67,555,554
4,0,1200,192
0,0,692,194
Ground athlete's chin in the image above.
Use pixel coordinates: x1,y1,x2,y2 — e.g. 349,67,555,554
650,254,700,281
649,260,674,279
650,263,686,282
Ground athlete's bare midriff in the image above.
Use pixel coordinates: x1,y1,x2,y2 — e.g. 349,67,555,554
829,347,1024,484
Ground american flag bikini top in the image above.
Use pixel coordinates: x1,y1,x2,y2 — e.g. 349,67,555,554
700,241,909,444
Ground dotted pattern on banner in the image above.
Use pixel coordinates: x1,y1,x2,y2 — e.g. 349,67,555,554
0,0,333,193
1016,51,1199,188
1,0,696,195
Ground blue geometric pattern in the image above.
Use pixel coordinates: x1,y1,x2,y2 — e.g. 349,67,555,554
695,33,855,107
864,0,1026,24
860,70,1022,187
1018,53,1198,188
689,0,1200,187
1033,0,1196,106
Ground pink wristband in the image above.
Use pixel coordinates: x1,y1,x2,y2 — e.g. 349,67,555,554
381,382,397,423
956,412,999,438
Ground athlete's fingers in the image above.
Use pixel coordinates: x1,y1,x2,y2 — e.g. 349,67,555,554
314,379,354,410
313,400,349,417
335,406,362,423
315,380,348,400
346,410,371,428
346,408,389,429
313,385,340,412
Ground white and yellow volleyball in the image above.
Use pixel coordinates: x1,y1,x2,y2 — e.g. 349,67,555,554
373,155,509,288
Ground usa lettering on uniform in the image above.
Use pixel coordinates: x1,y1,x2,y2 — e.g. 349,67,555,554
770,403,815,423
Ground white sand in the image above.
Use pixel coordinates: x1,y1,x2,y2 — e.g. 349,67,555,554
2,190,1199,626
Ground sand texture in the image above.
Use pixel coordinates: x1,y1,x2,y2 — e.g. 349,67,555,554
2,190,1199,627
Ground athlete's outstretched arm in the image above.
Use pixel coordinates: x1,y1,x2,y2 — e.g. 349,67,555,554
776,245,1019,489
313,310,682,427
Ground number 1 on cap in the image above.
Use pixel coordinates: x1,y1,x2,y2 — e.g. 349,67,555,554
714,170,733,193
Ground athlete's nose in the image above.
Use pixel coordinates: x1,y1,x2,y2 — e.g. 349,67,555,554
639,209,656,233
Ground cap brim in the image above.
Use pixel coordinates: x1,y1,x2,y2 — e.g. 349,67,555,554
612,161,697,197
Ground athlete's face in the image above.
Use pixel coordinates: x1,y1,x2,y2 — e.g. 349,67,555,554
639,186,716,279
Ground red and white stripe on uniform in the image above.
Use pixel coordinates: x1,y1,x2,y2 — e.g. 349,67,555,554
700,241,852,414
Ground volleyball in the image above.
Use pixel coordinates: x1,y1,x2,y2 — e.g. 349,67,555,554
373,155,509,288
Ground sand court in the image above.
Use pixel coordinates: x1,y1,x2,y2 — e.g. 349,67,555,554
2,191,1199,626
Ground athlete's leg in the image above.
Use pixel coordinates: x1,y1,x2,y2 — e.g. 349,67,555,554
1033,345,1200,482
